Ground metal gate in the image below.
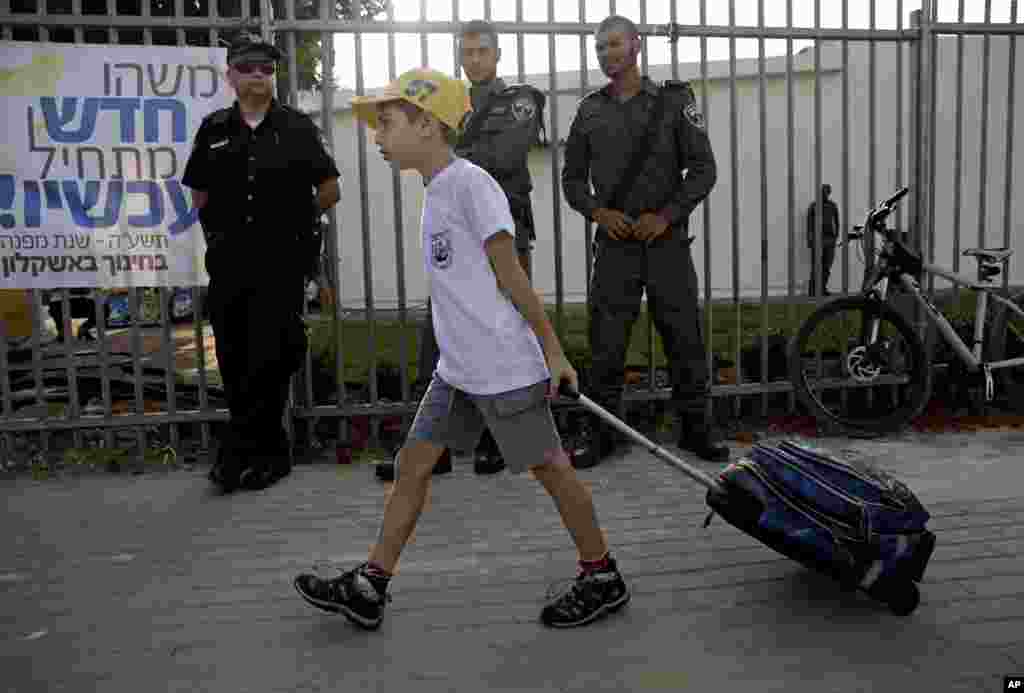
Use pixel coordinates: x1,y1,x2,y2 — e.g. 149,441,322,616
1,0,1020,464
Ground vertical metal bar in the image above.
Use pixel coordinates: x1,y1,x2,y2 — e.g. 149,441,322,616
952,0,965,274
59,289,82,449
70,0,82,43
840,0,849,295
107,0,116,52
580,0,592,307
208,0,217,52
420,0,427,66
0,305,10,455
354,32,377,408
813,0,822,301
1004,0,1019,288
191,288,209,451
37,0,48,44
452,0,460,74
516,0,524,83
896,0,904,246
548,0,564,341
387,2,409,403
328,6,349,449
160,287,178,452
786,0,796,411
758,0,768,415
286,31,298,108
94,291,112,450
29,288,47,458
641,0,656,396
640,0,653,395
1,0,12,40
129,288,146,468
141,0,151,46
869,0,876,237
700,0,713,412
728,0,740,415
927,8,939,294
174,0,184,47
978,0,993,250
484,0,490,20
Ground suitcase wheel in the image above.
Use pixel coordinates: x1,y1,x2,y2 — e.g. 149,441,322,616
885,580,920,617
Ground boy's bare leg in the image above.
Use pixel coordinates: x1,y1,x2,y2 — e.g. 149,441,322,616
369,440,446,573
531,457,608,562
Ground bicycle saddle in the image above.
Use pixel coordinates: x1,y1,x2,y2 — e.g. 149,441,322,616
962,247,1013,262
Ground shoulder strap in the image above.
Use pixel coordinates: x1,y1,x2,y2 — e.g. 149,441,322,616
605,86,671,214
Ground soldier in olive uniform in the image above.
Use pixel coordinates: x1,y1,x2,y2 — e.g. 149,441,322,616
376,20,545,481
562,15,729,465
182,33,341,492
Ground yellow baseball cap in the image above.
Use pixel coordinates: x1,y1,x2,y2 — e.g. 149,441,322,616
350,68,471,131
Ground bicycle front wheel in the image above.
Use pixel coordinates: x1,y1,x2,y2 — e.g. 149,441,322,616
788,296,932,435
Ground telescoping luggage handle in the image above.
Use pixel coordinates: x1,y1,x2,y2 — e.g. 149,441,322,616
558,382,725,494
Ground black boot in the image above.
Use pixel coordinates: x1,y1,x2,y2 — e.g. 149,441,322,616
677,411,730,462
473,430,505,475
571,413,621,469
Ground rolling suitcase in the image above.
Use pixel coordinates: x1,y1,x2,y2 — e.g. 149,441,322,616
559,384,936,616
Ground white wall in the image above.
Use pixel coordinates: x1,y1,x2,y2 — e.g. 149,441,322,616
316,36,1023,309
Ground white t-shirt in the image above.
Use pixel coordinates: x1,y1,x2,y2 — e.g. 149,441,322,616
422,158,549,395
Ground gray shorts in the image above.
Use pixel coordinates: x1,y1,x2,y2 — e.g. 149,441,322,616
405,375,567,474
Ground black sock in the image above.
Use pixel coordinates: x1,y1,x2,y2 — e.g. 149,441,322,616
360,562,391,594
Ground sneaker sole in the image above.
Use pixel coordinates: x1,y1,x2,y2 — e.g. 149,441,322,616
293,578,383,630
542,590,631,629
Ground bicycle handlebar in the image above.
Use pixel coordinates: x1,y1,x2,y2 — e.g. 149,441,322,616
883,187,909,210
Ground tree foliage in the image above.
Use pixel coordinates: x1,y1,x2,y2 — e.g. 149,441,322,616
8,0,388,93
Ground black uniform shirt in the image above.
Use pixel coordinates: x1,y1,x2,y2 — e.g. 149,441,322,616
456,77,544,205
182,99,340,279
562,77,716,230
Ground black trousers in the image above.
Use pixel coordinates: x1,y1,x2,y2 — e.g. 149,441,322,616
207,274,307,465
809,239,837,294
589,229,710,420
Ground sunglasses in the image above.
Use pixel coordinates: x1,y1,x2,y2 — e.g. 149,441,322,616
233,62,275,76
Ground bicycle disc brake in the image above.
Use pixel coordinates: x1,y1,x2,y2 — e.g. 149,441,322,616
847,345,884,382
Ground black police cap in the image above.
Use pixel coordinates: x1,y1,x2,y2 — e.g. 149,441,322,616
226,32,284,64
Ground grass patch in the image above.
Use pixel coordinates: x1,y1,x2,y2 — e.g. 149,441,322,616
306,290,987,387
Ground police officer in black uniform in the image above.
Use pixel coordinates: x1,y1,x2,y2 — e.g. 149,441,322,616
182,33,341,492
374,20,546,482
562,15,729,466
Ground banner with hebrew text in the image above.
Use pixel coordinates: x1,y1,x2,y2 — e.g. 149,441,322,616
0,41,231,288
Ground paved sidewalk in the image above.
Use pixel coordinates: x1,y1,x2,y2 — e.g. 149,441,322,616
2,430,1022,693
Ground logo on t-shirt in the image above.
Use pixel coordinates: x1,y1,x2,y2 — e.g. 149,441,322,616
430,231,453,269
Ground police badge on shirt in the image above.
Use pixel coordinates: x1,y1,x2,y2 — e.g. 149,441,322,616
511,95,536,122
430,231,453,270
683,101,706,130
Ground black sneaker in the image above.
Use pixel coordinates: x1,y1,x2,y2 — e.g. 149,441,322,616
374,447,452,482
208,446,242,492
540,558,630,628
293,563,390,630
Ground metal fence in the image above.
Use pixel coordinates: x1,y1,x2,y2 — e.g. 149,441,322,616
1,0,1021,461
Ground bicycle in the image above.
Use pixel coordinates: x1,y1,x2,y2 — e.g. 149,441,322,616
788,186,1024,436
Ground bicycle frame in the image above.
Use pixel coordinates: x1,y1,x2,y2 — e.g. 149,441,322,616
867,261,1024,374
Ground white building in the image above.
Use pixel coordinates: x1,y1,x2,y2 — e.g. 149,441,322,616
303,36,1022,309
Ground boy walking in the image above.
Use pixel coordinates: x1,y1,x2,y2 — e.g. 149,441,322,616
292,69,630,630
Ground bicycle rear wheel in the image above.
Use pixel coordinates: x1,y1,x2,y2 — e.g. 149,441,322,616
788,296,932,435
